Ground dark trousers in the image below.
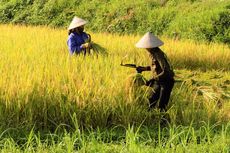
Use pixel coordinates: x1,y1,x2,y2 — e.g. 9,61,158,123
148,79,174,111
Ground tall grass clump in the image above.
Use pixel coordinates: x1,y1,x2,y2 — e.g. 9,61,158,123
0,123,230,152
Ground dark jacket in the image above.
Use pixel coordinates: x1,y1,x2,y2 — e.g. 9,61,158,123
148,48,174,82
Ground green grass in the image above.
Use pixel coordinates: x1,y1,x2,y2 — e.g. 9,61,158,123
0,123,230,152
0,0,229,43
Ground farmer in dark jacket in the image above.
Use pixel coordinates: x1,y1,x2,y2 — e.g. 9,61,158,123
135,32,175,112
67,16,91,55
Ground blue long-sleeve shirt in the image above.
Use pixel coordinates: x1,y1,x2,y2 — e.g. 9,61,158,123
67,32,89,55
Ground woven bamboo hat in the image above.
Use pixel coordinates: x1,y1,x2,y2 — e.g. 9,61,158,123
68,16,87,30
135,32,164,48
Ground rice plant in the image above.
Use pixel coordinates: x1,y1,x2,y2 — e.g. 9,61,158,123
0,24,230,152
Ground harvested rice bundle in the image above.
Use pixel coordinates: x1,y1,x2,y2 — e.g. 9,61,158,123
125,73,151,102
90,42,108,55
86,34,108,55
126,73,147,88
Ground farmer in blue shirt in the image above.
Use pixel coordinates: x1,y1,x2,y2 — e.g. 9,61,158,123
67,16,91,55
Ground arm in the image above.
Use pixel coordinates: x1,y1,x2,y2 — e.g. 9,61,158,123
136,66,151,72
154,53,168,81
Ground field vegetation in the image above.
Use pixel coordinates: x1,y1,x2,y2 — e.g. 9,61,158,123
0,24,230,152
0,0,229,44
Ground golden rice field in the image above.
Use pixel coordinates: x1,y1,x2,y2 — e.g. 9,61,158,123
0,24,230,152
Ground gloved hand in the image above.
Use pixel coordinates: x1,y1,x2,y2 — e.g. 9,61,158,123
81,42,91,49
136,66,145,73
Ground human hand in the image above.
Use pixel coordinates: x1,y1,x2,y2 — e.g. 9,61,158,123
136,66,145,73
81,42,91,49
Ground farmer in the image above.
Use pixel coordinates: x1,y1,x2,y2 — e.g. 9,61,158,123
67,16,91,55
135,32,175,112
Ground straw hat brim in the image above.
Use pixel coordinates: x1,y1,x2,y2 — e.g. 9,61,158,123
135,32,164,48
68,17,87,30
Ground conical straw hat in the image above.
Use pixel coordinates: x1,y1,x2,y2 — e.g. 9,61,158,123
135,32,164,48
68,16,87,30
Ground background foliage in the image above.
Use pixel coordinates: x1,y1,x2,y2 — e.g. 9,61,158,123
0,0,229,44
